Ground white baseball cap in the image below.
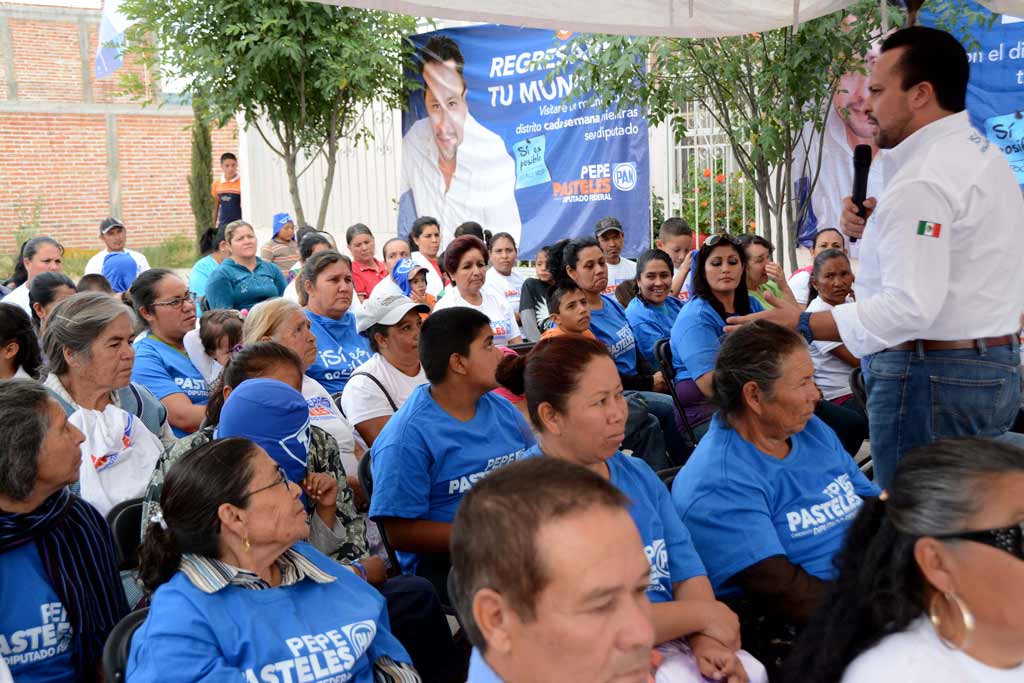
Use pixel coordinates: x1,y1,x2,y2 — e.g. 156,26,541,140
356,294,430,333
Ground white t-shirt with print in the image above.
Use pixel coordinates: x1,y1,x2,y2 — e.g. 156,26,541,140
604,257,637,294
484,267,525,315
340,354,427,429
302,375,357,476
433,286,522,346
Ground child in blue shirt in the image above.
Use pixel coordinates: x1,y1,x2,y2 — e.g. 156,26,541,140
369,308,535,582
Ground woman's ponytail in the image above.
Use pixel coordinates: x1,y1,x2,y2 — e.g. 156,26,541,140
137,520,183,593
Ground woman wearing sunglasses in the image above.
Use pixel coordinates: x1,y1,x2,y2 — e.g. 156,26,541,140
785,437,1024,682
668,233,763,439
129,437,421,682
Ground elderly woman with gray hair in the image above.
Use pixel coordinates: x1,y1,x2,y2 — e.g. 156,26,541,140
671,321,880,674
0,379,129,680
41,292,170,515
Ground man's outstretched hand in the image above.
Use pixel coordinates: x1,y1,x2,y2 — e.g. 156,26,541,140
724,290,801,333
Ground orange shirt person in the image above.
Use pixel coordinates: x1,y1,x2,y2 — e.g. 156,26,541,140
211,152,242,228
541,280,598,340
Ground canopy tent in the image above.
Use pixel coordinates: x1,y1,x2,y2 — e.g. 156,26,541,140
311,0,1024,38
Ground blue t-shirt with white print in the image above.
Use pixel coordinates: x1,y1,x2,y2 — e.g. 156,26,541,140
522,446,706,604
668,295,764,380
0,543,74,682
589,294,640,375
625,296,683,367
131,335,208,437
126,542,411,682
671,414,879,596
305,310,372,394
369,384,535,574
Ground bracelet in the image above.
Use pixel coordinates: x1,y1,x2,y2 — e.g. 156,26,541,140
797,311,815,344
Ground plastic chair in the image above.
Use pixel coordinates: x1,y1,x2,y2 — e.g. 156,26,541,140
446,567,465,631
848,368,873,479
101,607,148,682
357,454,402,574
653,337,698,446
106,498,144,571
657,466,682,490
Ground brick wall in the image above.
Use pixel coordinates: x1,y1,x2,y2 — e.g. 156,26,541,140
0,3,237,254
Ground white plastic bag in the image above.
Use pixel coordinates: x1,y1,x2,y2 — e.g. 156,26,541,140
71,404,163,517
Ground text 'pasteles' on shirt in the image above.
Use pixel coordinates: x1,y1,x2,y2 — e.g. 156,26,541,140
672,414,879,595
131,336,208,438
369,384,536,574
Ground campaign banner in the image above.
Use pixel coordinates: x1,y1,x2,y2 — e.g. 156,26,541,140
922,6,1024,185
397,25,650,259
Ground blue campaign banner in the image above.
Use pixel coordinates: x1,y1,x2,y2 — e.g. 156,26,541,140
922,6,1024,184
397,25,650,259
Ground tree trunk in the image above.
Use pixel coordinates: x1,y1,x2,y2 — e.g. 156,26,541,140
284,142,307,227
188,104,215,240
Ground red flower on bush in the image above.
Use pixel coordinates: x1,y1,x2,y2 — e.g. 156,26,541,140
715,173,726,183
703,168,712,178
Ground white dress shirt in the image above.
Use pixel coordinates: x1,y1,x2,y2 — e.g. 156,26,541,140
1,283,30,315
84,248,150,275
400,113,522,248
831,111,1024,357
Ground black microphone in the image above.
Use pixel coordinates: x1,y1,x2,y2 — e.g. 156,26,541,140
850,144,872,243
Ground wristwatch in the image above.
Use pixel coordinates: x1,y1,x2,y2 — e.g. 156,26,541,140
798,311,815,344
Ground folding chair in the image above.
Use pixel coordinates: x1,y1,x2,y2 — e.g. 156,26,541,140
106,498,144,571
357,454,402,574
654,337,698,447
102,607,148,682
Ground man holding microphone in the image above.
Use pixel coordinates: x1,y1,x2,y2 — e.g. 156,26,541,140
729,26,1024,487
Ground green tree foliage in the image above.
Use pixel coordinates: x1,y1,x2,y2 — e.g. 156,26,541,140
120,0,418,228
559,0,989,269
188,104,215,239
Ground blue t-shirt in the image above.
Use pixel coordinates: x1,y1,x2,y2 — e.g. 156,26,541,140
131,335,209,438
589,294,640,375
305,310,372,394
126,542,410,683
188,254,219,299
669,295,764,381
369,384,536,574
204,257,287,312
0,544,74,682
625,296,683,367
671,415,880,596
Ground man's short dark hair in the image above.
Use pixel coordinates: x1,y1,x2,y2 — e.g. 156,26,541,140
659,217,693,240
881,26,968,113
419,307,492,384
220,152,237,163
450,457,630,652
419,35,465,82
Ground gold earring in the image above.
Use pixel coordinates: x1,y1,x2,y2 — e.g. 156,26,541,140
242,536,251,552
930,590,975,650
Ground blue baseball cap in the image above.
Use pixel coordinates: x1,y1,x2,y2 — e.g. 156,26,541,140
272,213,294,238
217,378,311,490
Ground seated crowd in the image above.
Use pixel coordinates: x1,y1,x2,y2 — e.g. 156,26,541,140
1,210,1021,683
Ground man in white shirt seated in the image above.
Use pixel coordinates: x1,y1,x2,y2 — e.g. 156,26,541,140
451,457,656,683
398,34,521,247
342,294,430,448
83,217,151,277
595,217,636,295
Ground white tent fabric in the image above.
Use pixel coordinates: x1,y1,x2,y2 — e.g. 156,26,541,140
313,0,1024,38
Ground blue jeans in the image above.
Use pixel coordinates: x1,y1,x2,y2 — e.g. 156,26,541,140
865,339,1021,488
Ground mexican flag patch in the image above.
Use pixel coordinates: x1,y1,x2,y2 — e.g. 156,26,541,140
917,221,941,238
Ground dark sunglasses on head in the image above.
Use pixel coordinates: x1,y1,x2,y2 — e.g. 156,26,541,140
933,521,1024,560
704,233,741,248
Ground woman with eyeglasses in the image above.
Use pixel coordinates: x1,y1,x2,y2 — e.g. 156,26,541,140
204,220,288,312
668,233,764,438
785,437,1024,682
128,437,420,683
130,269,208,437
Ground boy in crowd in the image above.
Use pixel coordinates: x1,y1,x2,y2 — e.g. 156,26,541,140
211,152,241,227
655,217,695,301
83,217,150,276
368,307,535,598
541,281,596,340
260,212,300,276
594,216,636,294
